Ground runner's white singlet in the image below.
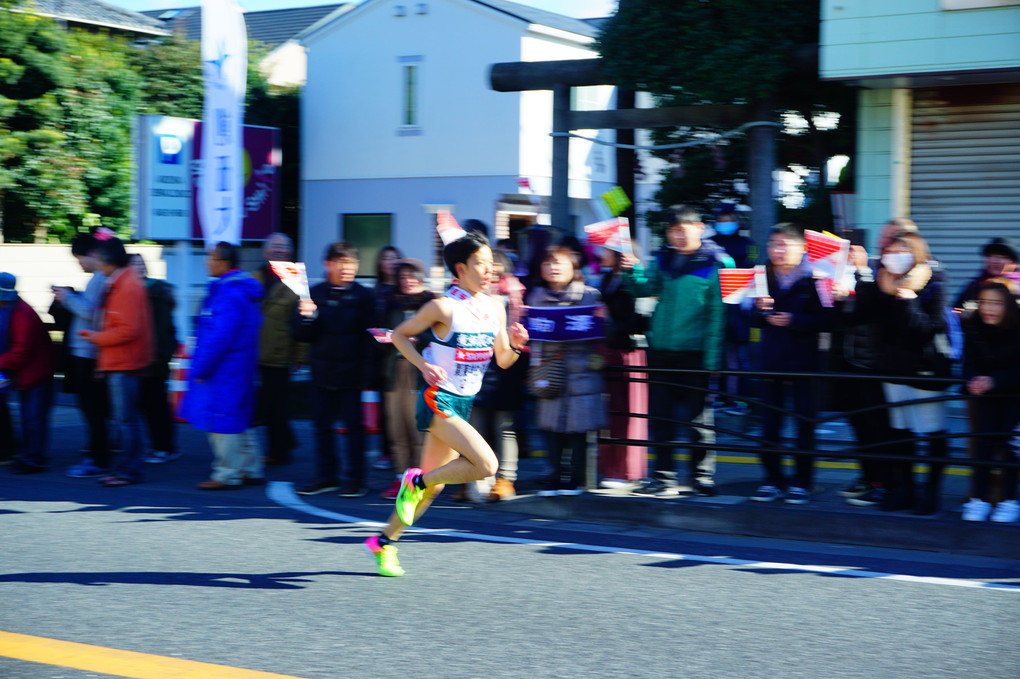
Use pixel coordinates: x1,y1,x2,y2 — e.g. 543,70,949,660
422,286,497,397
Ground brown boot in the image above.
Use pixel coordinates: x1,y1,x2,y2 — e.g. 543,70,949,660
486,477,516,502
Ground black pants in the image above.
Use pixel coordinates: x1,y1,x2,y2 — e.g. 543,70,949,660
313,386,365,484
141,361,175,454
258,365,296,461
68,355,110,467
844,380,895,484
647,350,714,480
759,378,816,489
971,399,1020,501
544,431,587,489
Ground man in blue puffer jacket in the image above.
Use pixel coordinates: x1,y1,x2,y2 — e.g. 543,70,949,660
182,241,264,490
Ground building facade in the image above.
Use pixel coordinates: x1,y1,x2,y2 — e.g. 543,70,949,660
298,0,657,282
821,0,1020,286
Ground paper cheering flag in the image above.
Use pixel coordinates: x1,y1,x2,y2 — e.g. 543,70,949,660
600,186,632,216
437,211,467,246
269,261,311,301
805,229,850,280
754,264,768,297
815,277,835,308
583,217,633,255
605,220,633,255
719,268,757,304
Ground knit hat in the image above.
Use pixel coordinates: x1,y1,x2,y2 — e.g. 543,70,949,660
0,273,17,302
983,236,1019,262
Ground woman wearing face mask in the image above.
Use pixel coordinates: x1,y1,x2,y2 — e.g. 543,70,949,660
853,232,954,515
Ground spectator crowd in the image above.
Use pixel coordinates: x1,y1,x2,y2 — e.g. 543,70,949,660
1,210,1018,523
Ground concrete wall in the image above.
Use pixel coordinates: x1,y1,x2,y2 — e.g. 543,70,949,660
821,0,1020,79
0,244,168,323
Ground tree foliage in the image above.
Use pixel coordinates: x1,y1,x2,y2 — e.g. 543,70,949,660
0,1,299,243
598,0,856,230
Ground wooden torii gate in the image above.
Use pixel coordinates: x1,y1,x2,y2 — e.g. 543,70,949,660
489,58,776,243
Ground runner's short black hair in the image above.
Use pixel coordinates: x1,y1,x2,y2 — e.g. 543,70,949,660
443,230,489,276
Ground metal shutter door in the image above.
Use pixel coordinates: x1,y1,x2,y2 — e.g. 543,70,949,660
910,84,1020,296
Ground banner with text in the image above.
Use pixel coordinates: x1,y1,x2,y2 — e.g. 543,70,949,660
523,306,605,342
199,0,247,248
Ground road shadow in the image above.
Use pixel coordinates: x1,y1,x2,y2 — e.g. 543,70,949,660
0,570,368,589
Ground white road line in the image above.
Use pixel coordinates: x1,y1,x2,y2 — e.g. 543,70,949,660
267,482,1020,593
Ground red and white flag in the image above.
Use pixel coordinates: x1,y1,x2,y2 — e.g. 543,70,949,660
269,261,310,301
437,210,467,246
584,217,624,245
719,268,757,304
815,277,835,308
753,264,768,297
605,219,633,255
516,177,532,191
805,229,850,280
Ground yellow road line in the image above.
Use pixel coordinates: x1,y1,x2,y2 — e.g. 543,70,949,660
0,631,308,679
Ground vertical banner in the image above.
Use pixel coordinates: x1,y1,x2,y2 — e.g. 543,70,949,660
200,0,247,248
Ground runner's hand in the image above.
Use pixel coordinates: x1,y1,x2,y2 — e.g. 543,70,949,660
422,362,447,386
508,321,529,349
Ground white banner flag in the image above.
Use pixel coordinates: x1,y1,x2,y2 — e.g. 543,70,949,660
200,0,247,249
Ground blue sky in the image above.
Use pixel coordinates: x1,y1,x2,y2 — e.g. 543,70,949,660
109,0,617,19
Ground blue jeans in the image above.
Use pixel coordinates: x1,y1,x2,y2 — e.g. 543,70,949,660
15,380,53,468
107,372,145,482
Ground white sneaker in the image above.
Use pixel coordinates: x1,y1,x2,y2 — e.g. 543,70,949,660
990,499,1020,523
143,450,181,464
962,499,992,522
750,485,784,502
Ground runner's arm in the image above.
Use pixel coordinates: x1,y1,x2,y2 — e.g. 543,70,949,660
392,298,450,385
491,298,529,369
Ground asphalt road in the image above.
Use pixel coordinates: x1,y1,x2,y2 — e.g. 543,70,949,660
2,472,1019,679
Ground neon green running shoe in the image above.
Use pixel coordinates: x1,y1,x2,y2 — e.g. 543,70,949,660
363,536,404,577
395,467,425,526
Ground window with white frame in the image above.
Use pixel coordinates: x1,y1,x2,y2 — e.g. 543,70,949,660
398,56,423,133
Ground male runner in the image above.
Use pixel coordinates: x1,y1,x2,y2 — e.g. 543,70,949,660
363,230,529,576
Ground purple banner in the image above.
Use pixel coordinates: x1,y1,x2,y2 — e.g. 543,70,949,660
523,305,605,342
191,123,281,241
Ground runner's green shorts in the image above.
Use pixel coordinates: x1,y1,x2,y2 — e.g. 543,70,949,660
416,386,475,432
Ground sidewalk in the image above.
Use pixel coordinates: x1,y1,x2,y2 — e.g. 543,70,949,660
20,394,1020,561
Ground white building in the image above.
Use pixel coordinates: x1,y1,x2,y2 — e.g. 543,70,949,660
298,0,658,281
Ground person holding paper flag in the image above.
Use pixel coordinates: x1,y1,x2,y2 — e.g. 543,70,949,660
252,233,302,466
363,230,529,576
527,245,607,496
623,205,733,497
744,224,827,505
709,203,758,415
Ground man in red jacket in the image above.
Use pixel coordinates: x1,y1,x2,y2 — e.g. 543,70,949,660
0,273,55,474
80,238,155,487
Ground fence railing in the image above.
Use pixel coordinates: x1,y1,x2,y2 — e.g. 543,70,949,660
598,365,1020,472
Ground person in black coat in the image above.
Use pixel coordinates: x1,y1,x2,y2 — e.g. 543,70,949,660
293,242,376,498
960,279,1020,522
853,232,953,515
744,223,828,505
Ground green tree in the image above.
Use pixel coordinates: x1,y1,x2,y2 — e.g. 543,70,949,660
59,30,141,240
0,0,89,243
598,0,855,236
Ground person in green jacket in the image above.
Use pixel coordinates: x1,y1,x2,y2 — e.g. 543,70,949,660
623,205,733,497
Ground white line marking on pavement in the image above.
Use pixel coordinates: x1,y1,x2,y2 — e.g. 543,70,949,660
267,482,1020,593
